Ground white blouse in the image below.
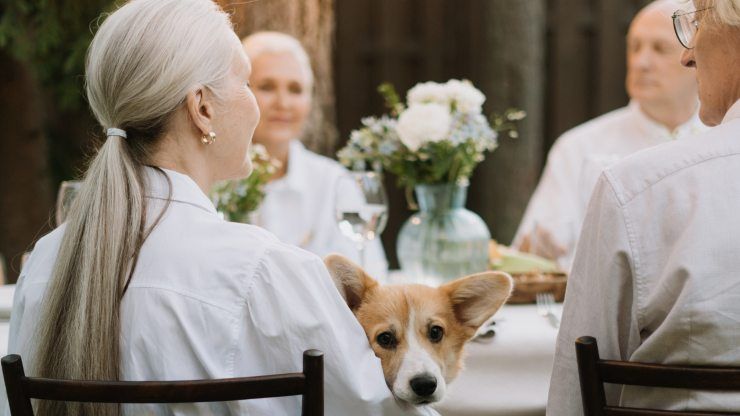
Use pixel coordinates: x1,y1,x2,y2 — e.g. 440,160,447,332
513,101,706,269
253,140,388,280
548,100,740,415
2,168,434,416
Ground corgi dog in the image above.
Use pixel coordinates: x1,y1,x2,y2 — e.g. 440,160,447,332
324,255,513,406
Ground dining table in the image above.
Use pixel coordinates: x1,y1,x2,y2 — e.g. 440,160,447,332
0,283,562,415
433,302,562,416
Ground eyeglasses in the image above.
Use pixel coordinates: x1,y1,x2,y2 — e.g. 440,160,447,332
672,7,713,49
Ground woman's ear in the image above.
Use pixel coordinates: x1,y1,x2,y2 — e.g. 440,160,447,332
185,87,215,138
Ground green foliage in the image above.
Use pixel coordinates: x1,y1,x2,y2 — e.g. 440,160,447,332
211,145,280,223
0,0,116,110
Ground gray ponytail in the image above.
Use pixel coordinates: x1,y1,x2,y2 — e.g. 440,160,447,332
33,1,237,414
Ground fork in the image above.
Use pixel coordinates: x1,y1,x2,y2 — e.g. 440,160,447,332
536,292,560,329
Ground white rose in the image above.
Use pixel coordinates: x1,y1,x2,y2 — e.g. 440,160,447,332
395,103,451,151
407,81,447,106
444,79,485,113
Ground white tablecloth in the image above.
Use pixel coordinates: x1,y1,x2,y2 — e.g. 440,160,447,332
434,303,561,416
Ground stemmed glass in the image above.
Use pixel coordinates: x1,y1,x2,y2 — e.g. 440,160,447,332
335,171,388,269
55,180,82,226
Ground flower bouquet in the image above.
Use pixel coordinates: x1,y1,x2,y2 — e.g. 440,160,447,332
212,144,280,223
337,79,524,284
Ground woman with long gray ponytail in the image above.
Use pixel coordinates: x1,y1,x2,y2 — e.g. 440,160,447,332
2,0,436,415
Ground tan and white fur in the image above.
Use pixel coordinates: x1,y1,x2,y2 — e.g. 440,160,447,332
325,255,513,406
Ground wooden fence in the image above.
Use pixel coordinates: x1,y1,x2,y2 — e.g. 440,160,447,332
335,0,651,267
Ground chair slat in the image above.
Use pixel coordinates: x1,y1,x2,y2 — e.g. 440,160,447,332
23,374,305,403
2,350,324,416
576,336,740,416
600,361,740,390
605,406,740,416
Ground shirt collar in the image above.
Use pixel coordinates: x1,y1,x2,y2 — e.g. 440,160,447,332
629,100,704,140
269,139,309,192
722,99,740,124
144,167,217,214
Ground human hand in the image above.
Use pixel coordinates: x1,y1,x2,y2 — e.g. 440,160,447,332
518,224,567,262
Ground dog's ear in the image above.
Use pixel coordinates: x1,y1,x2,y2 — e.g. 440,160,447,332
441,271,513,329
324,254,379,311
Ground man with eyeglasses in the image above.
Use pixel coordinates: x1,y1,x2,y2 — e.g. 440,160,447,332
513,0,706,270
548,0,740,413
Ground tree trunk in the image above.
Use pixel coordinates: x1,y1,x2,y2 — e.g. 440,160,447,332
467,0,547,244
218,0,338,156
0,51,53,283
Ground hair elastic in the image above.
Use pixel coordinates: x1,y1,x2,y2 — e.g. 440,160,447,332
106,127,127,139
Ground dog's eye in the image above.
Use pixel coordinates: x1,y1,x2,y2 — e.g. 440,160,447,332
428,325,444,343
376,331,397,349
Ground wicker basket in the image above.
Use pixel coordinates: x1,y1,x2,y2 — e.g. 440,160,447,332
507,272,567,304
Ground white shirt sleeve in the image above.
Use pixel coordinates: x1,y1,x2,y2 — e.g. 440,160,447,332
0,253,32,416
234,243,434,415
546,173,640,416
513,137,584,268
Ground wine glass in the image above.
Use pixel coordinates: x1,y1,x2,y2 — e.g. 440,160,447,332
55,180,82,226
335,171,388,269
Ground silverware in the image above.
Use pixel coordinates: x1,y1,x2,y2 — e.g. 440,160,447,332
536,292,560,329
472,321,496,343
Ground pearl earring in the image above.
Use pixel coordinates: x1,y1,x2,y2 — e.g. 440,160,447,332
201,131,216,145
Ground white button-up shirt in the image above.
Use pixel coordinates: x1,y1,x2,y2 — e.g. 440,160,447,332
254,140,388,279
514,102,706,268
548,99,740,415
2,168,433,416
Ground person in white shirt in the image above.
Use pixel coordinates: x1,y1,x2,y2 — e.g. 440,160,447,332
1,1,433,415
241,32,389,279
548,0,740,414
513,0,705,269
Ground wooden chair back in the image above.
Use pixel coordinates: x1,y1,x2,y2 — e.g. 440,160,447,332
2,349,323,416
576,336,740,416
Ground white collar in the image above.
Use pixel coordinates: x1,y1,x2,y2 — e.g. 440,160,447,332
269,139,309,192
721,99,740,124
144,167,217,215
629,100,703,140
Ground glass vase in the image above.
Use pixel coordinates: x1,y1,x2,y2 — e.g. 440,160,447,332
396,183,491,286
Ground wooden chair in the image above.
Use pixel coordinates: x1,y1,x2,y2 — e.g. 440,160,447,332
576,336,740,416
1,350,323,416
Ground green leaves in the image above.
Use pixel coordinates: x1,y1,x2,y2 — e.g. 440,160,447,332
0,0,117,110
211,145,280,223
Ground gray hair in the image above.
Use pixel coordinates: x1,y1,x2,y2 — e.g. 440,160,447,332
714,0,740,26
242,31,314,86
34,1,237,415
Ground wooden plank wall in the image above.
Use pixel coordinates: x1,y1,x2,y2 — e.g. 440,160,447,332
335,0,651,268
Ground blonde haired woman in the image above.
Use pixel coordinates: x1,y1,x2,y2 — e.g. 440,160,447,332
241,32,388,280
2,1,432,415
548,0,740,414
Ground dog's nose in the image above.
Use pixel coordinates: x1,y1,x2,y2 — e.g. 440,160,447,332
409,374,437,397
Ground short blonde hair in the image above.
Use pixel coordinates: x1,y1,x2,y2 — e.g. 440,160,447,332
242,31,314,86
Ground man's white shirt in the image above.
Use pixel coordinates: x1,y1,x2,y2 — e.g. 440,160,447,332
548,100,740,414
514,101,706,269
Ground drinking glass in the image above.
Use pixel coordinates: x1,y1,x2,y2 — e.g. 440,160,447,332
55,180,82,226
335,171,388,269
